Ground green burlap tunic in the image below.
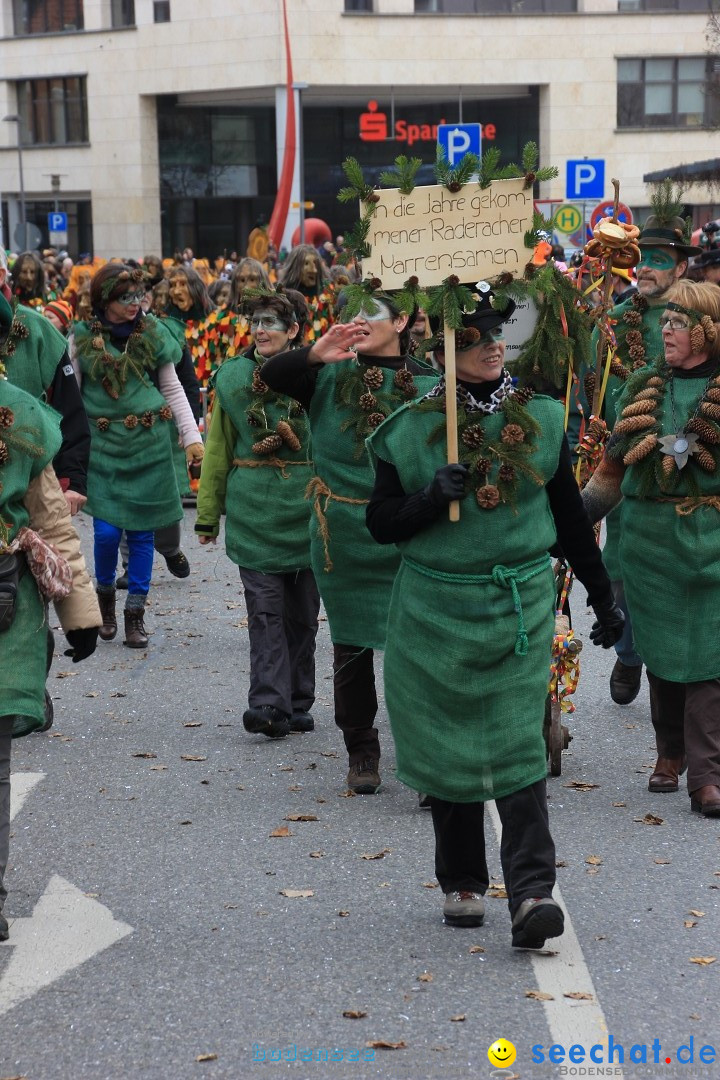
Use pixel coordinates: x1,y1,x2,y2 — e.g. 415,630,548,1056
0,380,62,735
368,394,565,802
198,353,313,573
617,368,720,683
75,316,184,531
308,360,438,649
2,300,66,399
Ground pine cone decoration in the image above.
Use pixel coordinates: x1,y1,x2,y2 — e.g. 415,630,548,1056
92,336,105,349
700,402,720,422
660,454,677,481
476,484,500,509
584,372,596,404
252,433,283,455
623,309,642,326
686,417,720,444
0,440,8,465
646,376,664,388
501,423,524,445
159,405,173,421
609,360,629,380
625,330,644,348
362,366,384,390
476,457,492,476
276,420,301,451
498,463,515,483
11,320,28,339
367,412,385,429
457,328,482,349
587,418,607,439
705,387,720,404
633,387,660,402
633,295,648,312
689,324,706,354
701,314,717,342
461,424,484,449
141,410,155,428
101,377,119,400
246,414,260,427
693,445,717,472
359,392,378,412
448,182,462,193
632,359,647,371
96,417,110,432
394,369,415,395
622,399,658,418
513,385,535,406
0,407,14,428
124,414,139,429
622,433,658,465
252,370,269,395
613,414,656,437
628,344,646,361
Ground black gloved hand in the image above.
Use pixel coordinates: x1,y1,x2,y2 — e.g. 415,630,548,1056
64,626,99,663
590,602,625,648
424,463,470,509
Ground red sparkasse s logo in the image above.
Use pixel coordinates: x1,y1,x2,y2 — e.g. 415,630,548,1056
359,100,496,146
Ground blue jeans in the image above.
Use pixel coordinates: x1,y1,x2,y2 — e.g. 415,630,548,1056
611,579,642,667
93,518,154,596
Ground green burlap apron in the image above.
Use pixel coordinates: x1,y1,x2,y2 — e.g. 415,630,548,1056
618,371,720,683
212,354,313,573
75,318,183,531
368,394,564,802
0,381,62,736
2,301,67,400
308,360,437,649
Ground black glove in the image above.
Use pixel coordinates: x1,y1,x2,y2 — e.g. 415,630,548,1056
64,626,99,663
590,602,625,648
424,463,470,509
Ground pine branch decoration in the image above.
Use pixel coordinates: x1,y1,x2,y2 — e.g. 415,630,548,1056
379,155,423,194
435,145,480,193
524,210,555,250
343,212,374,261
337,157,376,204
425,276,477,330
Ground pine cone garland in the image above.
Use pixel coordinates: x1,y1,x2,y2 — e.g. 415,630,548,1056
0,407,14,428
623,309,642,326
461,424,484,449
661,454,676,480
646,376,664,388
276,420,301,451
362,366,384,390
686,417,720,444
0,440,8,465
141,410,156,428
628,344,646,361
252,433,283,455
476,484,500,509
622,399,659,418
96,417,110,432
632,359,647,371
705,387,720,404
501,424,524,445
11,320,28,339
584,372,596,404
613,414,656,437
622,433,658,465
700,402,720,422
609,360,629,380
693,445,717,472
159,405,173,421
359,392,378,412
512,385,535,406
124,414,139,429
367,412,385,429
625,330,644,348
633,387,661,402
689,324,706,353
476,457,492,476
251,370,269,395
498,463,515,483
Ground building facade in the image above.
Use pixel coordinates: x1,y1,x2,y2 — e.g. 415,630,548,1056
1,0,718,258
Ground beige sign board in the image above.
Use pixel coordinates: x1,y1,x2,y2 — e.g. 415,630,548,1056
362,177,533,290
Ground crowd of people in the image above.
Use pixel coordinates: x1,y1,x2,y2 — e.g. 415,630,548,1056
1,207,720,952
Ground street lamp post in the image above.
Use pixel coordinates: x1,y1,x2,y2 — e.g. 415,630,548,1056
3,114,27,250
293,82,308,245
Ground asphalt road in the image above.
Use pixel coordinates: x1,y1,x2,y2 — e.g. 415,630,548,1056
1,509,719,1080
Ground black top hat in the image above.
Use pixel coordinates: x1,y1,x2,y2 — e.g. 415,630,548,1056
637,214,703,258
429,281,516,339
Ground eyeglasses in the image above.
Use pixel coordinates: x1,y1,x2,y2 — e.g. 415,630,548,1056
659,315,691,332
250,315,288,331
116,290,146,306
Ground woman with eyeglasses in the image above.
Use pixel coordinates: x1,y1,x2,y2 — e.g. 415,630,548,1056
583,281,720,817
73,263,204,648
260,284,438,793
195,289,319,740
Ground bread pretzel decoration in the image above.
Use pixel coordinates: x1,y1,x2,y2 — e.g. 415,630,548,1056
584,217,641,269
611,243,641,270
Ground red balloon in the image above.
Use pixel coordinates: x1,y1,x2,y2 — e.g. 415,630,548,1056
291,218,332,248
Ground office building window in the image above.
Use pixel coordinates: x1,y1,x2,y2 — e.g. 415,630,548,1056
154,0,171,20
111,0,135,26
16,76,89,145
618,0,717,10
617,57,719,127
414,0,576,10
344,0,373,9
13,0,83,34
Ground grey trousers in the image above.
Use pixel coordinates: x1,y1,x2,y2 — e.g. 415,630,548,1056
0,715,13,914
239,566,320,717
647,670,720,794
119,521,182,565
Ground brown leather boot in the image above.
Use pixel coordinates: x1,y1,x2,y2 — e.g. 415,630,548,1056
96,589,117,641
123,606,148,649
690,785,720,817
648,755,687,793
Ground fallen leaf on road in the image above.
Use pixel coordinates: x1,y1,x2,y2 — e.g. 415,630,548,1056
132,752,157,759
450,1014,466,1022
85,691,99,698
487,885,508,898
279,766,294,772
179,820,192,825
689,957,716,966
689,910,706,917
564,991,593,1000
343,1010,367,1019
555,860,568,867
612,801,627,807
338,789,356,797
195,1053,218,1062
585,855,603,865
654,857,671,864
526,990,555,1001
684,921,698,929
285,814,318,822
55,671,77,679
269,826,291,838
181,755,207,762
150,765,167,771
366,1040,407,1050
361,849,391,860
565,781,599,790
338,910,350,917
184,722,203,728
378,882,391,887
689,1013,701,1020
469,945,485,954
110,691,127,698
309,851,324,858
634,813,664,825
422,882,439,889
417,973,433,983
279,889,313,898
321,751,338,758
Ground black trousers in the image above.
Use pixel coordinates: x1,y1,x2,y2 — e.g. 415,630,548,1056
429,779,556,917
647,670,720,794
332,643,380,764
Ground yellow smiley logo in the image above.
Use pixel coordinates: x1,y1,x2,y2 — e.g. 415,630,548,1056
488,1039,517,1068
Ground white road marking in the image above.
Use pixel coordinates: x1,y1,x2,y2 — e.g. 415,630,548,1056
9,771,45,822
489,802,621,1076
0,875,132,1017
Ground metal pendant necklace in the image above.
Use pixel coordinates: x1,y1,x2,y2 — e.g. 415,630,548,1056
658,372,709,469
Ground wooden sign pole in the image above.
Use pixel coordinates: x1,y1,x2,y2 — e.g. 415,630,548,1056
443,318,461,522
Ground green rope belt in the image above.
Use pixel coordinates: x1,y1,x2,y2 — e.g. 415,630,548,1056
402,553,551,657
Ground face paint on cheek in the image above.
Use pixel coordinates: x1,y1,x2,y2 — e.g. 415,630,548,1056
638,247,676,272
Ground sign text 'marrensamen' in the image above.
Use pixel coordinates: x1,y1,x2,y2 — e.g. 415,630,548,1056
362,178,533,289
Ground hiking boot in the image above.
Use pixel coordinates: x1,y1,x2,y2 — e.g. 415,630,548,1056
443,891,485,927
123,607,148,649
97,588,117,641
116,568,129,590
0,911,7,941
289,712,315,732
164,550,190,579
511,897,564,949
609,659,642,705
347,758,381,794
243,705,290,739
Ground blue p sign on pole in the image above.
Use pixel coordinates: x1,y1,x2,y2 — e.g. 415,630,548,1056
48,212,68,232
437,124,482,168
566,160,605,201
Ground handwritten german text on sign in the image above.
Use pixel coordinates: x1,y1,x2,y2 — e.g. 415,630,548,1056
362,178,533,290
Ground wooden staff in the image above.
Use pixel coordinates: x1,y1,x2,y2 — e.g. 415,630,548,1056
591,177,620,418
444,317,460,522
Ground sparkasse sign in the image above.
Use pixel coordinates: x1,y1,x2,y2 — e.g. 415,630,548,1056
359,100,496,147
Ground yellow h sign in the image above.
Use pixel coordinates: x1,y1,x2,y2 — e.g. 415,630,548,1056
554,204,583,235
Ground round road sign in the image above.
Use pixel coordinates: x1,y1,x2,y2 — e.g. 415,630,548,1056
590,201,633,230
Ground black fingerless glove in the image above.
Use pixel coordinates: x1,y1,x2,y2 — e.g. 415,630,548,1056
590,602,625,649
424,463,470,509
64,626,99,663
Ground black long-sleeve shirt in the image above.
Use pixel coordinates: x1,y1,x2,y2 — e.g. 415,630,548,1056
46,350,91,496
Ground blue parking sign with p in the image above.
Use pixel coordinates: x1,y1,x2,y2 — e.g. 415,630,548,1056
437,124,482,168
48,212,67,232
565,160,604,201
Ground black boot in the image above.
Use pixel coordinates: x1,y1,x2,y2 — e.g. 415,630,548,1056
97,588,117,641
124,604,148,648
610,659,642,704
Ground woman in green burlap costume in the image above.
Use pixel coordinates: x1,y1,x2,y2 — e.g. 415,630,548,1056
74,264,203,648
367,283,621,948
0,375,100,942
262,289,437,794
196,290,320,741
583,281,720,818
